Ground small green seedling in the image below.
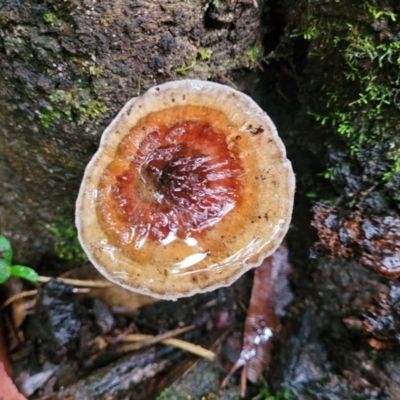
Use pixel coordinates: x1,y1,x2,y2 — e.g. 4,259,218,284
0,235,39,284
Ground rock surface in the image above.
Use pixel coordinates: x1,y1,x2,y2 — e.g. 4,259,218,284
0,0,264,266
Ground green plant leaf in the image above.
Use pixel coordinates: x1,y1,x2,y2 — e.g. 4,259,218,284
9,266,39,283
0,265,11,284
0,235,13,265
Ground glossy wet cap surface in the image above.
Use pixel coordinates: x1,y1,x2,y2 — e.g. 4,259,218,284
76,80,295,299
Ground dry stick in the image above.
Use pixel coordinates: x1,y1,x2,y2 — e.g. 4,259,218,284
124,325,195,348
0,290,38,310
37,276,111,288
119,325,194,352
119,325,216,361
1,285,91,310
126,336,216,362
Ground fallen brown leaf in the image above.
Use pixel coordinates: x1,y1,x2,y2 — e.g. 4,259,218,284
0,362,27,400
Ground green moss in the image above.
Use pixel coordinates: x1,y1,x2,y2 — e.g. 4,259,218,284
46,210,86,263
41,87,107,127
175,49,213,75
247,44,261,67
292,0,400,204
252,377,293,400
175,60,197,75
198,48,213,61
41,109,61,128
366,2,397,21
87,62,103,77
44,12,57,23
43,11,67,31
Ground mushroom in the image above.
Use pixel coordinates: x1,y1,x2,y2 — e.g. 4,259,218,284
76,80,295,300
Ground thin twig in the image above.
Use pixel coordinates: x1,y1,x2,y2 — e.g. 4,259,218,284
37,276,111,288
122,336,216,362
119,325,216,361
121,325,195,350
1,286,90,310
1,290,38,310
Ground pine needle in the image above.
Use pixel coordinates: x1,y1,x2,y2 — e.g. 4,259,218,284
120,325,216,361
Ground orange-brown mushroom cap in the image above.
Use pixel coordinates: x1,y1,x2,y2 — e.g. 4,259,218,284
76,80,295,300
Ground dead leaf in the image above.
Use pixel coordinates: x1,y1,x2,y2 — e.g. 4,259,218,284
0,314,13,377
221,241,292,396
0,362,27,400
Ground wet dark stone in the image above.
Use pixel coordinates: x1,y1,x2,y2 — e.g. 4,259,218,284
338,226,352,245
91,298,116,335
360,282,400,346
362,192,389,214
158,32,177,54
173,8,183,19
149,55,166,70
32,279,81,360
116,62,129,77
327,149,363,193
125,20,140,34
362,220,381,240
61,38,77,54
364,312,396,341
0,0,263,269
37,75,54,93
271,254,394,399
324,213,339,230
312,205,400,277
389,284,400,314
274,313,364,400
191,25,204,39
55,347,180,399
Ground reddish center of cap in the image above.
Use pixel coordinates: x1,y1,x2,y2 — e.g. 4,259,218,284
111,120,243,243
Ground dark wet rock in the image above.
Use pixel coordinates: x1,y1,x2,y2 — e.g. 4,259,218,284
0,0,265,267
276,313,362,400
53,349,179,400
91,298,115,335
382,353,400,399
363,282,400,347
158,32,177,55
272,257,394,399
32,279,81,360
312,204,400,277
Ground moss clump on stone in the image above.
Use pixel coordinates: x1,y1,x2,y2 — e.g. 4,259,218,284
291,0,400,208
246,43,261,67
41,87,107,128
46,210,86,263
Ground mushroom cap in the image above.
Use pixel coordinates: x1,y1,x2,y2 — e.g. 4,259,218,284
76,80,295,300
